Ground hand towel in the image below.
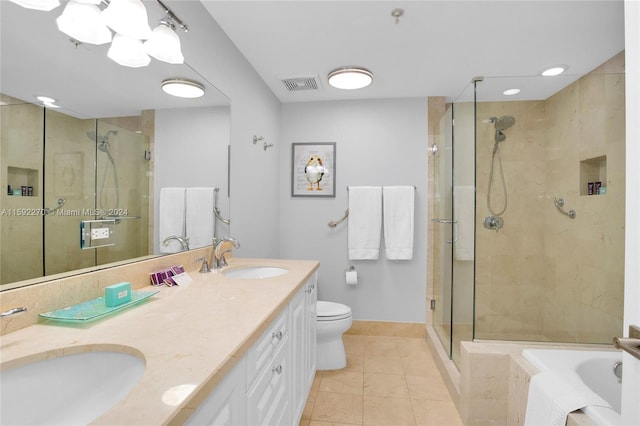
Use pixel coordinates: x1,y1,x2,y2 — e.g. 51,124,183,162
453,186,474,261
348,186,382,260
524,370,611,426
383,186,414,260
159,187,186,253
186,187,215,249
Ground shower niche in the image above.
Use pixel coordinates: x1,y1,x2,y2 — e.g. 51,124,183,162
7,166,39,196
580,155,607,196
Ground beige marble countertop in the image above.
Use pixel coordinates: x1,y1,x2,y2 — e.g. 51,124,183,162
0,257,319,425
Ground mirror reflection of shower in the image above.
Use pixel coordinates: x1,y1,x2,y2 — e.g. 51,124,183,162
484,115,515,230
87,130,120,213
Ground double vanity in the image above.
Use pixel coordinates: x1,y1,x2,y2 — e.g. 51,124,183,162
0,256,319,425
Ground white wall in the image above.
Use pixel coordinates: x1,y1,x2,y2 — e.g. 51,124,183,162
154,106,230,253
184,2,282,259
278,99,427,323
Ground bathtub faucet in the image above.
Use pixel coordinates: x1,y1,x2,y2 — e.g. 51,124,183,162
211,237,240,269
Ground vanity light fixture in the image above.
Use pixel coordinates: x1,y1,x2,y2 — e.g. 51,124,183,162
144,20,184,64
8,0,60,11
541,65,567,76
56,0,112,45
101,0,152,40
503,88,521,96
11,0,188,69
108,33,151,68
161,78,205,98
328,67,374,90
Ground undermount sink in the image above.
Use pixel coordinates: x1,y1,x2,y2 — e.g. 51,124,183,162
0,350,145,425
222,266,288,279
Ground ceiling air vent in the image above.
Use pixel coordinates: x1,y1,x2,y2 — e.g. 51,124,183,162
281,75,321,92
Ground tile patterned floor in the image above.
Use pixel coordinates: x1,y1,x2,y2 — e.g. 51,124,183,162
299,335,463,426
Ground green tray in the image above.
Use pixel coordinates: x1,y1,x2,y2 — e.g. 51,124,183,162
39,290,159,322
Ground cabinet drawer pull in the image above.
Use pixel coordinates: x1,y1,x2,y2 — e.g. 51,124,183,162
271,365,283,375
272,331,283,340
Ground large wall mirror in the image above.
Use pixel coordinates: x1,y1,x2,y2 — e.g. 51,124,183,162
0,1,231,290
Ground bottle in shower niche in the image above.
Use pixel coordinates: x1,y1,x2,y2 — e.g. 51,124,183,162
594,181,602,194
588,182,594,195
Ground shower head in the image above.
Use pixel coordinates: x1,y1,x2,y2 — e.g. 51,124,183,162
86,130,117,152
494,115,515,131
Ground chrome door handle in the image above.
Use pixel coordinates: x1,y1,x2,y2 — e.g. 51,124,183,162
431,218,457,224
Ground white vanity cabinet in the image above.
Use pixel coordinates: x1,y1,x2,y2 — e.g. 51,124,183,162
185,357,247,426
246,307,291,425
291,272,317,422
185,271,318,426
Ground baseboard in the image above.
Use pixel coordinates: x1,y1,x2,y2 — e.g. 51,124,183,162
345,320,426,338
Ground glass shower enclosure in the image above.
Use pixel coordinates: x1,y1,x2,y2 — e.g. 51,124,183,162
431,51,625,366
1,99,151,286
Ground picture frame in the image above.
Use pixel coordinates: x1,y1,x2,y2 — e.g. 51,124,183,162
291,142,336,197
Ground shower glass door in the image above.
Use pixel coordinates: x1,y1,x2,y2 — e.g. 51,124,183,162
432,103,455,358
431,84,476,367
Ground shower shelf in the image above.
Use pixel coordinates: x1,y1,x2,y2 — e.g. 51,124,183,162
7,166,39,196
579,156,607,196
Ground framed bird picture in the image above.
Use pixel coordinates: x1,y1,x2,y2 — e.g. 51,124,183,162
291,142,336,197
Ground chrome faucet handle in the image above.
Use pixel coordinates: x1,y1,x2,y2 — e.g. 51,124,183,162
197,257,211,273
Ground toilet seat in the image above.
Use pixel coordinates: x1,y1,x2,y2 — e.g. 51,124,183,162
317,301,352,321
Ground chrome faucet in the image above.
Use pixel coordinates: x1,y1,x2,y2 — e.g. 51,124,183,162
0,307,27,317
162,235,190,251
211,237,240,269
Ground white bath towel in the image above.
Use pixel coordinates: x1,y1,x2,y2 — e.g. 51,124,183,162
348,186,382,260
524,370,611,426
383,186,414,260
159,187,186,253
453,186,475,261
186,187,214,249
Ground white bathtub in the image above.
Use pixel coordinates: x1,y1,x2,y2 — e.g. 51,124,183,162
522,349,622,426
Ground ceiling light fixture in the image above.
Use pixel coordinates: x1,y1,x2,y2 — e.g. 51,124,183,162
503,88,521,96
161,79,205,98
36,95,60,108
328,67,374,90
541,66,567,76
8,0,60,11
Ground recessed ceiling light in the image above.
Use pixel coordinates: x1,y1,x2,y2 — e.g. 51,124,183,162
161,78,205,98
503,89,520,96
328,67,373,90
542,66,567,76
36,96,56,104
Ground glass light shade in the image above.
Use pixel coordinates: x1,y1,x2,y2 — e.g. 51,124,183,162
56,0,112,45
328,67,373,90
8,0,60,11
161,79,205,98
102,0,152,40
144,22,184,64
108,34,151,68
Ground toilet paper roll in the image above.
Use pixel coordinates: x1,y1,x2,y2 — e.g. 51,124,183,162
345,270,358,285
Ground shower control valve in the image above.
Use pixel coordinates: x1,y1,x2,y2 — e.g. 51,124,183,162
483,215,504,231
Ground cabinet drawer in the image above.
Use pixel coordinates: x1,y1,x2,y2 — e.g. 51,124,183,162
246,335,290,426
246,307,289,388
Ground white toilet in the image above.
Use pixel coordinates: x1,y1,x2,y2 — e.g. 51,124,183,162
316,301,353,370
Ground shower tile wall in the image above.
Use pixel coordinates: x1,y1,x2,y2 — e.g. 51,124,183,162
0,99,44,283
475,52,625,343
